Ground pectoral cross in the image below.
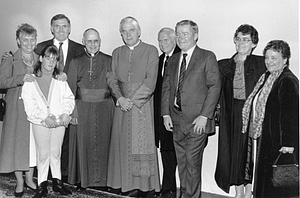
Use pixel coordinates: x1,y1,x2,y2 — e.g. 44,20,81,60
88,56,94,81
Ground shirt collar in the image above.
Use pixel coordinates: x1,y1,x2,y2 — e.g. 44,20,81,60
166,48,175,57
53,38,68,46
181,45,196,57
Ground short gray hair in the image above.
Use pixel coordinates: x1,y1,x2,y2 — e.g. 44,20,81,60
119,16,141,32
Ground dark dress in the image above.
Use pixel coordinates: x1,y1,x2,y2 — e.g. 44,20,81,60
251,68,299,198
215,54,266,193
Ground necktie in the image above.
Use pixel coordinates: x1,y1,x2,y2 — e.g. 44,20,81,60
162,55,169,76
58,42,64,72
176,53,187,108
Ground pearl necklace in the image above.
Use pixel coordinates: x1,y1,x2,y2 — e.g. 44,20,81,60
21,52,34,67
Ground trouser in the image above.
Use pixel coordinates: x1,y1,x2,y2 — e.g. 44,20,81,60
161,150,177,191
32,125,65,185
172,108,208,198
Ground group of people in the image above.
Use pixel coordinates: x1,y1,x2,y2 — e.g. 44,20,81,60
0,13,298,198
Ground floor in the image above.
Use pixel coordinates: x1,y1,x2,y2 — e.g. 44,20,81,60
0,173,232,198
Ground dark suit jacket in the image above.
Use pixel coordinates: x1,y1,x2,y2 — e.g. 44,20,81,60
154,46,180,148
161,46,221,134
35,39,85,74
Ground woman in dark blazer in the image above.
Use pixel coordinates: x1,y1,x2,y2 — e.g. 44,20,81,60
242,40,299,198
215,24,266,197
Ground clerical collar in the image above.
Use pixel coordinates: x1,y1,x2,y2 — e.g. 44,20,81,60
127,40,141,50
84,48,100,57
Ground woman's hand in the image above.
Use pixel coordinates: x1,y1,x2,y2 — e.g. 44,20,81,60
59,114,71,127
279,147,294,154
45,114,59,128
23,74,36,82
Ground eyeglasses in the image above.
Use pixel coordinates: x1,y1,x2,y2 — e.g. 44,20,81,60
234,37,252,44
44,55,58,62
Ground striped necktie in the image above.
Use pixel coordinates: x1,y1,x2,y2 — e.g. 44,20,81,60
176,53,187,108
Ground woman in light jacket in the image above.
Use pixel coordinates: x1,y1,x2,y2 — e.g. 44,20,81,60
22,45,75,198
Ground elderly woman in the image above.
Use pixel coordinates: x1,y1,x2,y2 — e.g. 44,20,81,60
215,24,266,197
242,40,299,198
0,23,38,197
22,45,75,198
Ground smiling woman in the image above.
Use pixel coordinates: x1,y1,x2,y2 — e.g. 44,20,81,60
241,40,299,197
0,23,39,197
215,24,266,198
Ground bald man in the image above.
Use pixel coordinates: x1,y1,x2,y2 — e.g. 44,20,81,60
67,28,113,189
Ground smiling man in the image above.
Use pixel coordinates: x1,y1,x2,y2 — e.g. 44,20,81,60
66,28,113,190
161,20,221,198
34,14,84,194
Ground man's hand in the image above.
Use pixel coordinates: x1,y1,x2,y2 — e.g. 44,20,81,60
163,116,173,132
1,51,12,63
70,117,78,125
192,115,207,134
57,72,67,81
118,97,133,112
23,74,36,82
279,147,294,154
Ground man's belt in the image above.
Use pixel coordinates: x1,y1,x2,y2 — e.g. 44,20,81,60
77,88,110,103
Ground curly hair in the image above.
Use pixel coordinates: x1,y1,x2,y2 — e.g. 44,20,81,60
263,40,291,66
234,24,259,45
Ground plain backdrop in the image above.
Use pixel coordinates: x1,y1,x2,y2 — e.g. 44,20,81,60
0,0,298,196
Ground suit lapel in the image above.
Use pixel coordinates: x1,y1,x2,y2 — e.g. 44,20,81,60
171,53,181,86
65,40,73,71
185,46,200,77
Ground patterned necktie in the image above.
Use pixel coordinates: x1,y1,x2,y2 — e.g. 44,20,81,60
58,42,64,72
162,55,169,76
176,53,187,108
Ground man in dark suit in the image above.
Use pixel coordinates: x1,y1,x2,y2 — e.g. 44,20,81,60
34,14,84,195
154,28,180,198
35,14,84,74
161,20,221,198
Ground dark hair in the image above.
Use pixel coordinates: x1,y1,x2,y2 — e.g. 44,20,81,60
33,45,60,78
50,14,71,26
16,23,37,39
263,40,291,67
234,24,259,45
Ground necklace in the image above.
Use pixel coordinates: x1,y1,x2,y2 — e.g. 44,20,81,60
21,51,34,67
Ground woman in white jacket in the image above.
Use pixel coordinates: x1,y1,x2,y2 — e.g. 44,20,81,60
22,45,75,198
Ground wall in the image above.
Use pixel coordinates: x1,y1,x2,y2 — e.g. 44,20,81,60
0,0,298,196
